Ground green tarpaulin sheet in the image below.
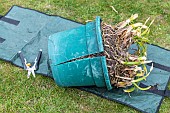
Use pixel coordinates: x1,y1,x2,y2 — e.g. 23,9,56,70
0,6,170,113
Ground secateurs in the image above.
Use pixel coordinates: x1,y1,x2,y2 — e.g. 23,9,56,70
18,49,42,78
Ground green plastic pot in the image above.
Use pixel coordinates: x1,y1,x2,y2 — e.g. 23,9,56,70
48,16,112,90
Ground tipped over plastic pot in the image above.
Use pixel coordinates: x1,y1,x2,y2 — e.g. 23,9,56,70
48,17,112,90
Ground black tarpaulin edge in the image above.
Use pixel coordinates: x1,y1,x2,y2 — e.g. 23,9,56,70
155,77,170,113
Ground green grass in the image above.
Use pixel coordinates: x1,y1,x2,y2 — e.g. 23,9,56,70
0,0,170,112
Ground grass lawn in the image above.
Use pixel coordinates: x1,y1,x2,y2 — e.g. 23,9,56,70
0,0,170,112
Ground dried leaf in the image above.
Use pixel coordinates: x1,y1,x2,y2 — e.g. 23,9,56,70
110,6,118,14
